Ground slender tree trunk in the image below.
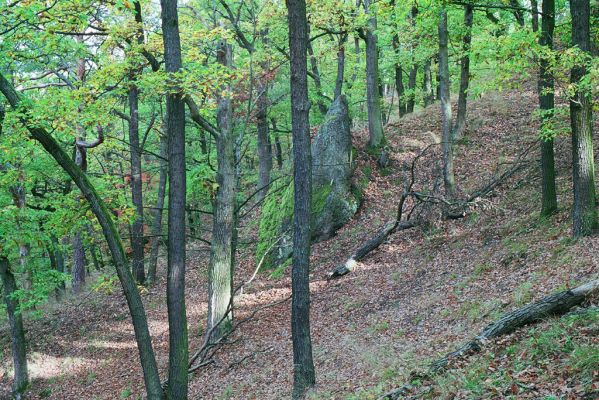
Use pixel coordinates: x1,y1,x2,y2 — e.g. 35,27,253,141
50,235,66,299
0,257,28,399
439,7,455,199
287,0,316,397
423,58,434,107
9,182,31,290
256,75,272,202
453,4,473,140
307,39,328,115
207,40,237,342
272,118,284,169
72,231,86,293
0,72,165,400
364,0,384,148
128,84,146,284
406,64,417,114
570,0,596,237
161,0,189,396
539,0,557,216
531,0,539,32
334,34,346,100
147,135,168,284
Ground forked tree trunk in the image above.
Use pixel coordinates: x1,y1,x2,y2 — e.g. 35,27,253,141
207,40,237,342
570,0,596,237
287,0,316,396
0,257,28,399
539,0,557,216
160,0,189,396
147,135,168,284
0,73,165,400
453,4,473,140
364,0,384,148
438,7,455,199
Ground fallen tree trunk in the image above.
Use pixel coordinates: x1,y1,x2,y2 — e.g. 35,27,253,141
328,221,416,278
378,279,599,400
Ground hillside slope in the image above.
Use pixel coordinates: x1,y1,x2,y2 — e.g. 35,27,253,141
1,87,597,399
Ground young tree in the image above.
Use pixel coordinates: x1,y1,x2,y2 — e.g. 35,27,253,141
160,0,189,397
363,0,384,148
569,0,596,237
539,0,557,216
147,134,168,284
0,257,28,399
438,5,455,199
286,0,316,397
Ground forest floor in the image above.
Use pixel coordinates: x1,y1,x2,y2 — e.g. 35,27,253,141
1,86,598,399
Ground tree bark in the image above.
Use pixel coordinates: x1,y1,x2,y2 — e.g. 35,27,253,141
0,257,28,399
422,58,434,107
287,0,316,397
160,0,189,396
406,64,417,114
438,7,455,199
453,4,473,140
539,0,557,216
256,65,272,203
570,0,596,237
207,40,237,342
334,34,346,100
531,0,539,32
50,235,66,299
128,84,146,284
307,38,328,116
364,0,384,149
509,0,526,26
72,231,86,293
147,134,168,284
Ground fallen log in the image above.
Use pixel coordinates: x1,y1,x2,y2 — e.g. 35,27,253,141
327,220,416,279
378,279,599,400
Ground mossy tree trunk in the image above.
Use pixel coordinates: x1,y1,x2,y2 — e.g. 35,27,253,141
539,0,557,217
0,257,28,399
0,72,164,400
570,0,596,237
287,0,316,396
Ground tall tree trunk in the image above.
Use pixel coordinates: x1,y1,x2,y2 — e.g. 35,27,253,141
256,75,272,202
0,257,28,399
334,34,347,100
364,0,384,148
406,64,418,114
50,235,66,299
9,182,31,290
539,0,557,216
307,39,328,115
531,0,539,32
395,64,406,117
439,7,455,199
423,58,434,107
72,231,86,293
272,118,284,169
0,73,165,400
453,4,473,140
207,40,237,342
128,85,146,284
160,0,189,397
287,0,316,397
147,135,168,284
570,0,596,237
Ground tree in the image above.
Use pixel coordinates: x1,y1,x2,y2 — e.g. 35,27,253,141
147,134,168,284
569,0,596,237
364,0,384,149
453,4,473,140
538,0,558,216
207,39,237,341
438,5,455,199
160,0,189,397
0,73,164,400
0,257,28,399
286,0,316,397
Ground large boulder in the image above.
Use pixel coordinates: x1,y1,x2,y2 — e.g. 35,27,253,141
256,95,360,269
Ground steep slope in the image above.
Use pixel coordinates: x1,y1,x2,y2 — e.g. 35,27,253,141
1,87,597,400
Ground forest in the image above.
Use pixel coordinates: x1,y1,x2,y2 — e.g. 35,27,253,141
0,0,598,399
